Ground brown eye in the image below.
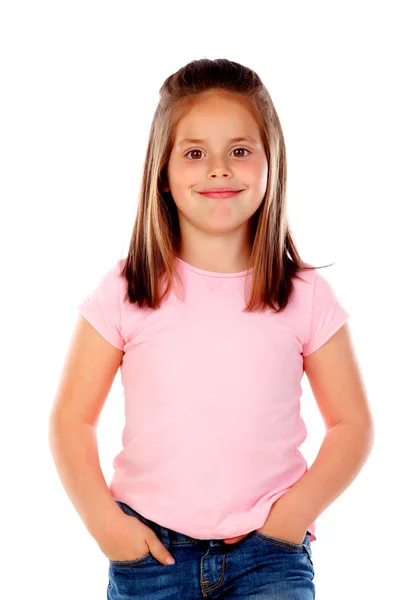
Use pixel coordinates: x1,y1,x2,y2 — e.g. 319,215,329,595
233,148,249,157
185,148,250,160
187,150,203,159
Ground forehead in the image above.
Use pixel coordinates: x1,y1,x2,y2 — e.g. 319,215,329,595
174,94,262,146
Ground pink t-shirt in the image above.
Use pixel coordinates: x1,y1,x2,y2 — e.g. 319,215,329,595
77,256,350,543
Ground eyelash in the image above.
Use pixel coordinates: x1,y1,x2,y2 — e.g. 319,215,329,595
184,148,251,160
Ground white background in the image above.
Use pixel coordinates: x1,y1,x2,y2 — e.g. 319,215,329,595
2,1,418,598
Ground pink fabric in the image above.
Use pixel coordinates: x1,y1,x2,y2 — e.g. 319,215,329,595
77,256,350,543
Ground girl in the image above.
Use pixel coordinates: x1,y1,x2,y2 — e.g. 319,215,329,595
49,58,374,599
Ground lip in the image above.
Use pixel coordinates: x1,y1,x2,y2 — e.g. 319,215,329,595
198,187,243,193
197,190,244,199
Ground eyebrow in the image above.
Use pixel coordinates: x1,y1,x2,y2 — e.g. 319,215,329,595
177,135,258,148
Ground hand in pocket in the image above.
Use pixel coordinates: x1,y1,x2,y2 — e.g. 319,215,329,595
98,512,176,565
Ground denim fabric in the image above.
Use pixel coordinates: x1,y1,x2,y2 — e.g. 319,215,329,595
108,500,315,599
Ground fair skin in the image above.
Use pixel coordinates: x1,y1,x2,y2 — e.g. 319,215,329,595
165,92,269,273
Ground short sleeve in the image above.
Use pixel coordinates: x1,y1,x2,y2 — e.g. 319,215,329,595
76,261,125,350
302,269,350,357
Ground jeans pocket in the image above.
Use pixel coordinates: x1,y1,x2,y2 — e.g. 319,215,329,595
109,552,153,567
251,529,311,552
250,530,314,575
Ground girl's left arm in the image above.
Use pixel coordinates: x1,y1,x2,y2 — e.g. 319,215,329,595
259,322,375,543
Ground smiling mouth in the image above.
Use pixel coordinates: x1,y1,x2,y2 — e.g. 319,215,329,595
197,190,244,199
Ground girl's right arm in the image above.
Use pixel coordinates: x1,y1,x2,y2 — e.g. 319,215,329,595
48,314,127,541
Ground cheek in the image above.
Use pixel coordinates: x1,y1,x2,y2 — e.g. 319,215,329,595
241,159,268,190
169,163,198,189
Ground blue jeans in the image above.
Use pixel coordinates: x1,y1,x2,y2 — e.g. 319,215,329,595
108,500,315,599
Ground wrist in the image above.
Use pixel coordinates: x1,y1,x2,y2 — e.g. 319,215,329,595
87,503,126,542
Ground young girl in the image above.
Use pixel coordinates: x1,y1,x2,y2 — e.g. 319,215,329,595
50,58,374,599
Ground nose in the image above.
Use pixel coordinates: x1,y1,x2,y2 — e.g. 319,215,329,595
208,160,233,179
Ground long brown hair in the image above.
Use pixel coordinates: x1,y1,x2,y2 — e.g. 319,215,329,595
120,58,334,313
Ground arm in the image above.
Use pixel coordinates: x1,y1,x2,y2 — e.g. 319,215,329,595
257,419,374,544
48,315,126,543
49,417,124,540
259,322,375,543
